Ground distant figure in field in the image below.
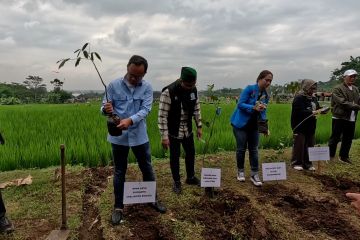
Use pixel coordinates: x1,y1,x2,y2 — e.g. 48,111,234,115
291,79,325,171
101,55,166,225
346,192,360,214
328,69,360,163
230,70,273,187
158,67,202,194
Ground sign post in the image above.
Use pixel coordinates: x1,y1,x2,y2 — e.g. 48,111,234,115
123,182,156,204
308,147,330,174
201,168,221,188
262,162,287,182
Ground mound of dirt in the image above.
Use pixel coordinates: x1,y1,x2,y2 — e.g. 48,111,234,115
258,184,360,240
308,173,360,201
124,205,175,240
190,189,278,240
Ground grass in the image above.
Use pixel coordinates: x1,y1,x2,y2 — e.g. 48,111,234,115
1,165,85,240
1,101,360,171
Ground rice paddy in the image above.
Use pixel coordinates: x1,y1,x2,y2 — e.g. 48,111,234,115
0,102,359,171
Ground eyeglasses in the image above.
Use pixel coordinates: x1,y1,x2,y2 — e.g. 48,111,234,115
127,73,144,81
349,75,357,79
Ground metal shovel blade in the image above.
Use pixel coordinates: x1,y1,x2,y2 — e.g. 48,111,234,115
46,230,70,240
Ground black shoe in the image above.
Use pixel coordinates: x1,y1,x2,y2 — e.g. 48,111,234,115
339,157,352,164
172,181,182,194
149,201,167,213
0,216,14,234
111,209,123,225
185,176,200,186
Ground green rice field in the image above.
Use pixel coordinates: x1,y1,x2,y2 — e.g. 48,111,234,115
0,102,359,171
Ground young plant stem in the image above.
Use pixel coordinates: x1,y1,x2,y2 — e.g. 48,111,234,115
202,104,219,166
91,60,108,102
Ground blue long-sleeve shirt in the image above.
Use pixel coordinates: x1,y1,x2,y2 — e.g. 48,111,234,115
230,83,269,129
101,77,153,146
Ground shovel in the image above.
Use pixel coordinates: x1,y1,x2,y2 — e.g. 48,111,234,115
46,144,70,240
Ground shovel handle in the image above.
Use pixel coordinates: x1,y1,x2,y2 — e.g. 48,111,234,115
60,144,67,230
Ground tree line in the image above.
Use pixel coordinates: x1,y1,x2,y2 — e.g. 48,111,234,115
1,56,359,105
0,76,72,105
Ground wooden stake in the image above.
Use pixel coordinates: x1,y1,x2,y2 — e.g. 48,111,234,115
316,161,322,175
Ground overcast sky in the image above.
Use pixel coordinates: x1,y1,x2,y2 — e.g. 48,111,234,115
0,0,359,91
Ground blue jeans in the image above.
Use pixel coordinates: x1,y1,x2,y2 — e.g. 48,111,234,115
111,142,155,209
232,126,259,176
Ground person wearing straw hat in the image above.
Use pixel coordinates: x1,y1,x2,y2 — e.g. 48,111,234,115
158,67,202,194
291,79,323,171
328,69,360,163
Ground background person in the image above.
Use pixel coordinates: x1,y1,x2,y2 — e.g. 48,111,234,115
346,192,360,214
158,67,202,194
101,55,166,225
0,191,13,234
291,79,323,171
230,70,273,187
0,132,14,234
328,69,360,163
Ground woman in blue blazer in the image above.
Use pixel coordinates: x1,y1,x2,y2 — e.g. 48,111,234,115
230,70,273,186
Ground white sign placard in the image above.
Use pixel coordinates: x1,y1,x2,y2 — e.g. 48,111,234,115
308,147,330,161
201,168,221,187
123,181,156,204
262,162,287,182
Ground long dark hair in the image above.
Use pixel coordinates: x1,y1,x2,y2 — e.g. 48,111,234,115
256,70,273,82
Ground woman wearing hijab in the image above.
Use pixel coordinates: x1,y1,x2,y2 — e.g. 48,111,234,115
230,70,273,186
291,79,322,171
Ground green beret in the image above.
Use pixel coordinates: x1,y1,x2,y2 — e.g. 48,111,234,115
180,67,197,82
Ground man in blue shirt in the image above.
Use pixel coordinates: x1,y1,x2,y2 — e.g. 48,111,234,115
101,55,166,225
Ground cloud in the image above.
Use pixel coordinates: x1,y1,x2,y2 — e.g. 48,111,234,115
0,0,360,91
112,22,132,47
0,37,16,46
24,20,40,29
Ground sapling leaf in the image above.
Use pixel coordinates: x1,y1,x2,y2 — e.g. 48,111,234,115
82,43,89,51
94,52,102,61
74,49,80,54
75,57,81,67
58,58,70,69
90,52,94,61
83,50,89,58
